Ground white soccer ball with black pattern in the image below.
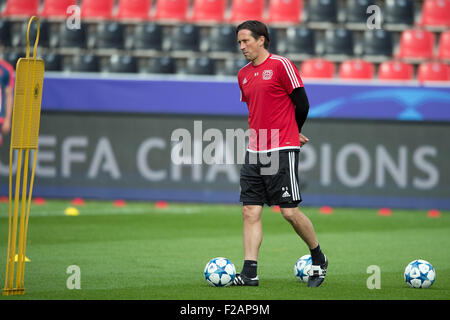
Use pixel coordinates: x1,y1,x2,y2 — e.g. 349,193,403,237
204,257,236,287
404,259,436,288
294,254,312,283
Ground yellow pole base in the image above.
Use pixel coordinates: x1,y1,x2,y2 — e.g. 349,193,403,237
2,288,25,296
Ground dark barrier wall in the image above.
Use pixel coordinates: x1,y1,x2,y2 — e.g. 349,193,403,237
0,75,449,209
0,113,449,209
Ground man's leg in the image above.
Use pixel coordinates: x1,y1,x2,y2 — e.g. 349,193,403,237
233,204,262,286
280,206,327,287
242,204,263,261
279,207,318,250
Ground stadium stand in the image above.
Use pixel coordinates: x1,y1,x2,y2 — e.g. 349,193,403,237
397,28,436,61
58,22,88,49
208,25,238,53
106,54,138,73
284,26,316,56
146,56,176,74
339,59,375,79
191,0,226,23
69,54,101,72
133,23,163,51
377,60,414,80
419,0,450,29
267,0,303,24
437,30,450,61
229,0,265,23
323,28,354,60
116,0,151,21
220,58,248,75
95,21,125,50
345,0,376,30
40,0,77,19
306,0,338,28
13,19,49,48
170,24,200,52
0,20,11,46
267,26,279,53
80,0,114,20
362,29,394,62
42,52,62,71
2,0,39,17
417,61,450,82
185,57,216,75
383,0,416,30
0,0,447,82
300,58,336,78
153,0,188,21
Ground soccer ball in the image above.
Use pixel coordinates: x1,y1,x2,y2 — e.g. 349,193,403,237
404,259,436,288
204,257,236,287
294,254,312,283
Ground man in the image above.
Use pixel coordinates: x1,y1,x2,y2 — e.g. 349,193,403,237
0,55,13,147
234,20,327,288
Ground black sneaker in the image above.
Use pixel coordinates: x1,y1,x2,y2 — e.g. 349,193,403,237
307,256,328,287
233,273,259,286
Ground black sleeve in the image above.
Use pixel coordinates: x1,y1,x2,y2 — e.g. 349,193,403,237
289,87,310,133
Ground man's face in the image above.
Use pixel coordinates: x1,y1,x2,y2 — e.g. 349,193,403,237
237,29,264,62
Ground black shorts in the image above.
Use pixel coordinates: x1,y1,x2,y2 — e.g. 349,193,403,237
240,150,302,208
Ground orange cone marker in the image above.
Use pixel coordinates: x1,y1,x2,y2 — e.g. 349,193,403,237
427,209,441,218
378,208,392,216
155,201,168,209
33,197,46,205
113,199,126,207
271,205,280,212
319,206,334,215
71,198,85,206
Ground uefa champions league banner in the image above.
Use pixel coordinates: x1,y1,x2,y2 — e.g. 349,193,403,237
0,113,449,209
40,74,450,121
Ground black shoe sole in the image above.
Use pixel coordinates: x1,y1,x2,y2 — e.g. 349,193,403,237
307,259,328,288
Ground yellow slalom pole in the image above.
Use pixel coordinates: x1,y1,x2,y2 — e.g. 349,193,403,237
20,150,38,288
5,149,23,294
2,16,45,296
16,16,40,290
15,149,30,290
4,147,14,292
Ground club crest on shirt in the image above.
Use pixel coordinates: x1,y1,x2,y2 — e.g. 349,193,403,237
243,77,248,85
262,69,273,80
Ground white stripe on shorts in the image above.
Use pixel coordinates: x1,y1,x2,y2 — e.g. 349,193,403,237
289,152,300,201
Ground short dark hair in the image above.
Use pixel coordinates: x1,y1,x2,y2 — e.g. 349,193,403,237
236,20,270,49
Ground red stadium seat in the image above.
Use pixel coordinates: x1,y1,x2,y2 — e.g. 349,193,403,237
378,60,414,81
191,0,226,23
229,0,265,23
417,61,450,82
437,30,450,60
339,59,375,80
397,29,435,60
153,0,188,21
420,0,450,28
116,0,151,20
81,0,114,19
267,0,303,24
2,0,39,17
41,0,77,18
300,58,335,78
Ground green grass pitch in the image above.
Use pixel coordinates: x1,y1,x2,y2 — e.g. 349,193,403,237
0,200,449,300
